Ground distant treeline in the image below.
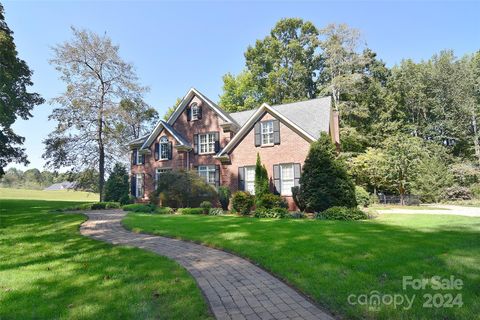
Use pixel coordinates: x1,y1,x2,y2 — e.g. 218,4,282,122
0,168,99,192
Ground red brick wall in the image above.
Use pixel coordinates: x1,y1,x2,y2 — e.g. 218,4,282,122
224,112,311,210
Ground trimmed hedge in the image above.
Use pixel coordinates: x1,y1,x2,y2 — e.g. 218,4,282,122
231,191,255,215
316,206,368,221
122,204,173,214
68,202,121,211
200,201,213,214
177,208,204,215
254,207,289,219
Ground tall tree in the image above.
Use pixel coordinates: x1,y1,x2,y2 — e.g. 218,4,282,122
43,28,147,200
0,4,44,175
219,18,322,111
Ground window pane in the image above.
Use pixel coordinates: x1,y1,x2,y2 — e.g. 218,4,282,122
280,164,294,196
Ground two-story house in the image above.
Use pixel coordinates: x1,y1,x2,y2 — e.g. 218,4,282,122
129,88,339,209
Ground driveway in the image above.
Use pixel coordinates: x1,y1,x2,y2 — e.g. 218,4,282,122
376,205,480,217
80,210,334,320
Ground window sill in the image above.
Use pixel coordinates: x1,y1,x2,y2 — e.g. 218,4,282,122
198,152,216,155
260,143,274,148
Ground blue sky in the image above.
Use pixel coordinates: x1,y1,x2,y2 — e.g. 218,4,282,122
4,1,480,171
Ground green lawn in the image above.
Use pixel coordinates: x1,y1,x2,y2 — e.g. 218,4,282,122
0,199,212,320
0,187,99,202
124,213,480,320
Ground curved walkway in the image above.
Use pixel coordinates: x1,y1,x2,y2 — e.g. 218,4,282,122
80,210,333,320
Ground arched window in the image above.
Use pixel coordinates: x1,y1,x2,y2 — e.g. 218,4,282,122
190,103,200,120
160,136,169,160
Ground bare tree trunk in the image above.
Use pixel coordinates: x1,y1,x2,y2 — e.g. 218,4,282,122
98,104,105,201
472,113,480,166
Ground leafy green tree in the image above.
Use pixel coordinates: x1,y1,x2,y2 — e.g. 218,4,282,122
0,4,44,175
299,133,357,212
43,27,148,200
349,147,386,196
411,156,453,203
164,97,182,121
104,163,129,204
219,18,322,111
116,98,158,140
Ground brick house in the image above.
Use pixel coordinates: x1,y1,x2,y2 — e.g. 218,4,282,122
129,88,339,209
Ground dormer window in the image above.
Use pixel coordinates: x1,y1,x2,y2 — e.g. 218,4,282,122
191,103,199,121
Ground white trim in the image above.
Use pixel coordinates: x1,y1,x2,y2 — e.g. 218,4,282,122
141,120,188,150
216,103,316,157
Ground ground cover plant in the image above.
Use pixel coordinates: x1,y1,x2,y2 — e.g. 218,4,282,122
123,212,480,319
0,199,211,319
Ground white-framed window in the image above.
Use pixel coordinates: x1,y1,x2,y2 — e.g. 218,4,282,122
136,151,143,165
159,136,169,160
136,174,144,198
199,133,216,154
198,165,216,185
261,121,274,145
280,164,294,196
191,103,199,120
155,168,171,189
245,166,256,194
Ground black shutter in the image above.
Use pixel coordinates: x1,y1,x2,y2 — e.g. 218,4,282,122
154,143,159,160
131,175,136,196
186,107,191,121
273,164,281,195
132,149,137,165
215,165,220,187
168,142,173,160
214,132,220,153
294,163,301,187
273,120,280,145
193,134,198,154
141,154,146,165
254,122,261,146
238,167,245,191
198,106,202,119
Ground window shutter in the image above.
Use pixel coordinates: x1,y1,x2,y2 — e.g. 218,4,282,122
273,120,280,145
154,143,159,160
168,142,173,160
254,122,261,146
141,154,146,165
142,173,146,197
273,164,281,195
131,175,136,196
214,132,220,153
215,165,220,187
132,149,137,165
238,167,245,191
186,107,191,121
198,106,202,119
193,134,198,154
294,163,301,186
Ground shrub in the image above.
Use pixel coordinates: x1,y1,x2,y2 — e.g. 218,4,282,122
298,133,357,212
316,206,368,221
254,207,289,219
69,202,120,210
292,186,306,211
443,186,472,201
254,153,269,206
155,170,218,208
470,183,480,199
177,208,204,215
256,193,287,209
200,201,212,214
122,203,156,213
104,163,130,204
209,208,224,216
218,186,231,210
288,211,305,219
156,207,174,214
355,186,370,207
231,191,255,215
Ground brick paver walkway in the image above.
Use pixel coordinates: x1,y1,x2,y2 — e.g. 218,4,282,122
80,210,334,320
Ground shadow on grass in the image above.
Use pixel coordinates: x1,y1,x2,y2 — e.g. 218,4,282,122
124,214,480,320
0,199,212,320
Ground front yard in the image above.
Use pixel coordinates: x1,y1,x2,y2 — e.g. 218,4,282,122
0,199,212,320
123,212,480,319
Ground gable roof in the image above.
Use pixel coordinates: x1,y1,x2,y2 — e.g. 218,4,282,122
140,119,190,150
167,87,235,125
217,98,331,157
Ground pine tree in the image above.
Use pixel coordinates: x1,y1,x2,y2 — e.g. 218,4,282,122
254,153,269,199
299,133,357,212
104,163,129,204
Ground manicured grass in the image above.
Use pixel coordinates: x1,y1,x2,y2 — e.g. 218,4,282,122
124,213,480,319
0,199,212,320
0,187,98,202
368,204,449,211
